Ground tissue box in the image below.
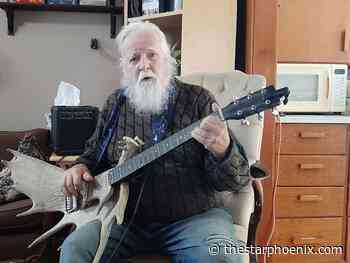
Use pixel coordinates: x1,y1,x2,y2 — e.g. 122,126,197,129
51,106,99,155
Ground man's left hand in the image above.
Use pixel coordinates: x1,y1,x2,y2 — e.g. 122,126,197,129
192,103,230,159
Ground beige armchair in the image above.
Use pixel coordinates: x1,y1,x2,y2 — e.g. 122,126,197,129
129,71,268,263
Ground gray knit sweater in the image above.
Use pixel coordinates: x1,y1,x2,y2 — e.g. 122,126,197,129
76,79,250,225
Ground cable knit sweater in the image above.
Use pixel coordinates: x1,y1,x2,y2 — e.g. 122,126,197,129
76,79,250,225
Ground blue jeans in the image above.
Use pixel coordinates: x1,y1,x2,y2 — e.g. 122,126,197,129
59,208,248,263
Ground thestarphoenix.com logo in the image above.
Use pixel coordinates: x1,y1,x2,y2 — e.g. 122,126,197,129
208,244,343,257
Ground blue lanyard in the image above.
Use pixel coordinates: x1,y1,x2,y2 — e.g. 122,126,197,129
96,93,125,165
151,87,176,145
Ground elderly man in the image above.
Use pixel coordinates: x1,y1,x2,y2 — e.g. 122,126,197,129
60,21,250,263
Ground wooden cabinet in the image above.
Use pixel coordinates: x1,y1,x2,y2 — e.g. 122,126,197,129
123,0,236,75
272,218,344,263
277,0,350,63
270,123,348,263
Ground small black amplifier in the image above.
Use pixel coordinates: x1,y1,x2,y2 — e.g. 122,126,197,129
51,106,99,155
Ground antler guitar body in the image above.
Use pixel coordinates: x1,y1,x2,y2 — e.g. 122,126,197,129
4,136,143,263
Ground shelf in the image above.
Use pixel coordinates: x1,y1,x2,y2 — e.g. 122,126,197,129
0,2,120,12
128,10,182,29
0,2,123,37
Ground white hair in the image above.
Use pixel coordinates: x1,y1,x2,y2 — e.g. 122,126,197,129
116,22,178,114
116,21,171,59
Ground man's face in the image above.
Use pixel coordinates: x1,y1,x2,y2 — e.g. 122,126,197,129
121,31,172,114
123,32,166,88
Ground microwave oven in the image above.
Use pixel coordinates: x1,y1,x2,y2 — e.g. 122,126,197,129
276,64,348,113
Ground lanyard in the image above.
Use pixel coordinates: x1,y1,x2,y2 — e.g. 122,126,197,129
151,87,176,144
96,92,125,165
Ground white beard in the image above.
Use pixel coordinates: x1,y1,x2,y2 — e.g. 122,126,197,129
124,72,170,114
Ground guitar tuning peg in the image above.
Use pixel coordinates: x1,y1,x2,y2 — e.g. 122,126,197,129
282,96,288,105
272,108,280,117
232,96,239,104
241,118,250,126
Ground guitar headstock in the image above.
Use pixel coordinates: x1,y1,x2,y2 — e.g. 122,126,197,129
222,86,290,121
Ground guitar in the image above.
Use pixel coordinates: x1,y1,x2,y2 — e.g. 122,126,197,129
3,85,289,263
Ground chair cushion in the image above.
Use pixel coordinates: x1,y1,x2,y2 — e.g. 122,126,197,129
0,232,43,261
0,199,43,234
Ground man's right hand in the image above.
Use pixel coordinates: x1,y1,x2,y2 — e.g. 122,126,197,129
63,163,94,196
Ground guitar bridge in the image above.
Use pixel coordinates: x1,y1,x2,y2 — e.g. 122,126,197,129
65,195,78,213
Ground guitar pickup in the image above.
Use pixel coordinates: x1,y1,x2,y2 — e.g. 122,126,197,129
65,195,78,213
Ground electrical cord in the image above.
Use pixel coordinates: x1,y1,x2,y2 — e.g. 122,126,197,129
266,118,283,245
106,173,150,263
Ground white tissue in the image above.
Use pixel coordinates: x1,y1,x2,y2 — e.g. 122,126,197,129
45,81,81,129
54,81,80,106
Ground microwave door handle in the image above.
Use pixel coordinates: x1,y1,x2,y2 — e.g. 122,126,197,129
326,76,330,99
344,29,350,52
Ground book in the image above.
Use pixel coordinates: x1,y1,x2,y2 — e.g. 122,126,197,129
142,0,158,15
79,0,106,5
46,0,77,4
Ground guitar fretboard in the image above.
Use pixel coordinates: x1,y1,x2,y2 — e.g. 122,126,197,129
108,120,200,185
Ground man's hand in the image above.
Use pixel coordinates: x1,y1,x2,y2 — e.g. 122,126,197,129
192,103,230,159
63,163,94,196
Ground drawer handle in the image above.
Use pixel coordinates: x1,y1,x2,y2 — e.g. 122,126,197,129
299,163,325,169
297,194,323,202
299,132,326,139
292,236,323,245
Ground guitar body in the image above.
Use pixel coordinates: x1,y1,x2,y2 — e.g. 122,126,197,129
4,136,143,263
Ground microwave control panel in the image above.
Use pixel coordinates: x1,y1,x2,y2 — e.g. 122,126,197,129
330,65,347,112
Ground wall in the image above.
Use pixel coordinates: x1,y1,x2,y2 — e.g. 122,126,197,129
0,9,123,130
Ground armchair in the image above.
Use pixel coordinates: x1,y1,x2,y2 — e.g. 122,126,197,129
128,70,268,263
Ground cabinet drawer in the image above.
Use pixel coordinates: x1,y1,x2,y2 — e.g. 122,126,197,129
277,124,348,154
276,187,344,217
270,218,343,263
277,155,347,186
